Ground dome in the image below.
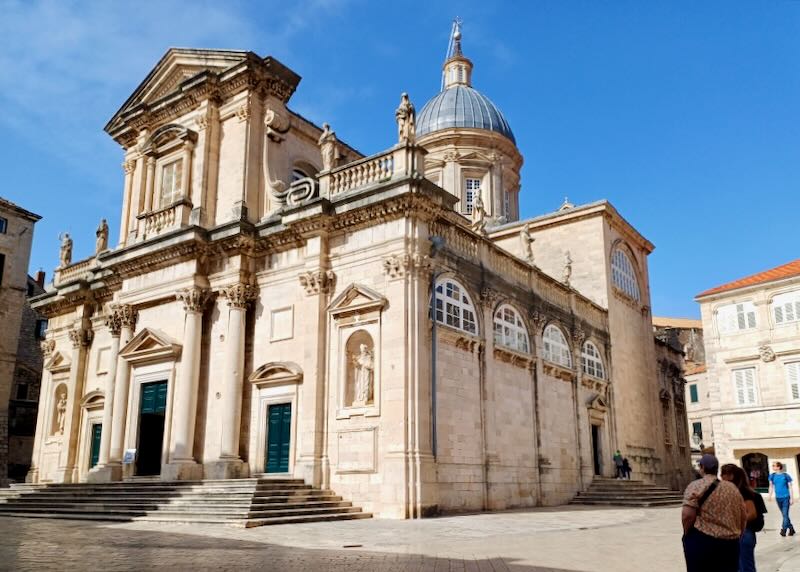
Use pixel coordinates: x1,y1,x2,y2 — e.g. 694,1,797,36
416,85,515,143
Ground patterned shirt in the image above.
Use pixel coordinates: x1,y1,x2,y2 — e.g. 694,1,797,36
683,475,745,539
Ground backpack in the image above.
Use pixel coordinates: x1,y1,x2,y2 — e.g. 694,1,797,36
749,492,767,533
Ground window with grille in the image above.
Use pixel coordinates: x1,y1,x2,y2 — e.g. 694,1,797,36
434,279,477,335
0,217,7,234
493,304,529,353
732,367,758,406
581,341,605,379
689,384,699,403
611,247,641,302
717,302,757,334
786,362,800,402
159,158,183,207
543,325,572,368
464,178,481,214
773,291,800,326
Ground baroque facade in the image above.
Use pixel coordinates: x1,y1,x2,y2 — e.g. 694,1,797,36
0,198,41,486
695,259,800,495
28,27,688,516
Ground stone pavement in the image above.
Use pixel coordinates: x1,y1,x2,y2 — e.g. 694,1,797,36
1,504,799,571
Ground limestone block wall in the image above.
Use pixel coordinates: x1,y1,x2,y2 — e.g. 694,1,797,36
537,375,581,505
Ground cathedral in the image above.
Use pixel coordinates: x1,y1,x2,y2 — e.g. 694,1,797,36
28,23,690,517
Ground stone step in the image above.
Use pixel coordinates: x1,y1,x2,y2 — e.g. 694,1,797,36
2,493,342,504
244,511,373,527
0,504,363,520
575,491,683,499
0,500,352,512
570,498,682,507
5,484,311,495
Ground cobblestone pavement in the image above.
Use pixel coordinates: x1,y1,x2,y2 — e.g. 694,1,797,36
1,505,799,571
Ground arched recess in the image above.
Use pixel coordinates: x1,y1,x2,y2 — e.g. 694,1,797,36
610,241,642,302
434,277,479,336
581,341,606,379
543,324,572,368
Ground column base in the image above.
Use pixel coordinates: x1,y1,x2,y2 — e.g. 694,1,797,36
25,468,39,484
86,463,123,483
162,460,203,481
203,458,248,480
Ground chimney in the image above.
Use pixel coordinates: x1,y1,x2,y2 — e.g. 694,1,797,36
35,270,45,287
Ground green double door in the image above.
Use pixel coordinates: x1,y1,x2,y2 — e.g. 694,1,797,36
265,403,291,473
89,424,102,469
137,381,168,476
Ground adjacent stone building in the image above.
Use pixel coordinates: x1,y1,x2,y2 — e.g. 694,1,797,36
28,25,688,516
0,198,41,486
696,259,800,494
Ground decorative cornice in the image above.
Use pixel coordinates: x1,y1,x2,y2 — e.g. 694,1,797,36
176,287,211,313
493,346,535,370
299,270,336,296
222,283,258,309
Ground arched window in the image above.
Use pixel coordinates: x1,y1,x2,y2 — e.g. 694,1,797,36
581,341,605,379
434,279,477,335
493,304,529,353
611,247,641,302
543,325,572,367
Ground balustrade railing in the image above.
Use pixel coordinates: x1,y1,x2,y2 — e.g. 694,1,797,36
136,199,192,240
329,152,394,195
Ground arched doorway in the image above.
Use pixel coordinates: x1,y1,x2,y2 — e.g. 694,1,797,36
742,453,769,492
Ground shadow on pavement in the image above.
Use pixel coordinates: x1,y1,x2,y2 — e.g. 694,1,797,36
0,517,586,571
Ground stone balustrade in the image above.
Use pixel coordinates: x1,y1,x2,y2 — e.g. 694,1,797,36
319,143,426,198
136,199,192,240
54,257,96,287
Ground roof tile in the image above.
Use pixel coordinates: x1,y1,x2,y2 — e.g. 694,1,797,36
697,259,800,298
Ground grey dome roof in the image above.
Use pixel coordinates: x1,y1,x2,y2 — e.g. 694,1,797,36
416,85,515,143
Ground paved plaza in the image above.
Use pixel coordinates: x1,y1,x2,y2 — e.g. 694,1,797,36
1,505,799,571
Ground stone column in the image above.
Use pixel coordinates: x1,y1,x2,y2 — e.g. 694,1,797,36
164,287,209,481
55,325,93,483
181,141,194,200
86,309,122,483
118,159,136,245
572,327,587,490
107,305,137,479
206,283,256,479
25,340,56,483
143,157,156,213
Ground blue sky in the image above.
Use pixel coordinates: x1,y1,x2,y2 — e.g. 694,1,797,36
1,0,798,317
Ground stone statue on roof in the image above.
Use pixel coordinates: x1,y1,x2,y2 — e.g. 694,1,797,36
95,219,109,254
318,123,338,171
395,93,416,143
58,233,73,268
520,223,535,265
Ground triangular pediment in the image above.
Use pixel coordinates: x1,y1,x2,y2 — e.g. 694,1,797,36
457,151,492,165
107,48,250,129
119,328,181,364
45,351,71,373
329,283,387,317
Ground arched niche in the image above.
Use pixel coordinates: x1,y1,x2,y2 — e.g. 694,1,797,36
345,330,375,407
51,383,68,436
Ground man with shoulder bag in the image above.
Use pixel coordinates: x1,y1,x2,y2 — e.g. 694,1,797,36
681,454,747,572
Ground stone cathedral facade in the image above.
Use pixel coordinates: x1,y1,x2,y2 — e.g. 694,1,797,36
28,28,690,517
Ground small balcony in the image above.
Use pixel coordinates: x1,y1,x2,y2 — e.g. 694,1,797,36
135,199,192,241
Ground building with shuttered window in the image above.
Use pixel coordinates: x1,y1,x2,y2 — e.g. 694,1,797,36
696,259,800,494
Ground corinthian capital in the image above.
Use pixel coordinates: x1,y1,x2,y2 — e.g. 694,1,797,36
68,327,94,348
176,287,211,313
110,303,138,330
298,270,336,296
222,283,258,309
40,339,55,357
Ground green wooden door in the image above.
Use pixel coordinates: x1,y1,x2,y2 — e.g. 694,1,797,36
137,381,168,476
89,424,102,468
265,403,292,473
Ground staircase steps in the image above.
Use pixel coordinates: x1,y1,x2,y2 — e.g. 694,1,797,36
570,477,683,507
0,477,370,527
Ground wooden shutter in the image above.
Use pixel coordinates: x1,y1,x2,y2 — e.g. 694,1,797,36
787,362,800,401
733,368,756,405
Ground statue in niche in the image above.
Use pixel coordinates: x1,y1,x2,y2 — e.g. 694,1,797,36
318,123,338,171
471,195,487,235
352,344,374,406
395,92,416,143
56,391,67,434
520,223,535,265
58,233,73,268
95,219,109,254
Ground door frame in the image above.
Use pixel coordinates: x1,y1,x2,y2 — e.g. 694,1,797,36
265,402,293,474
78,392,104,481
125,363,175,477
250,384,299,477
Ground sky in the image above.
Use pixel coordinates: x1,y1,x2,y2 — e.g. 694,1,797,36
1,0,798,318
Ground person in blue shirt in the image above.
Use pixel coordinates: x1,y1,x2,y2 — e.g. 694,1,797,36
769,461,795,536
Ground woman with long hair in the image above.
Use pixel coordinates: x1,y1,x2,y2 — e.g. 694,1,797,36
721,463,767,572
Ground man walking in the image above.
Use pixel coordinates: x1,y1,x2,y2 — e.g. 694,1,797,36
682,454,746,572
769,461,795,536
613,450,623,479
